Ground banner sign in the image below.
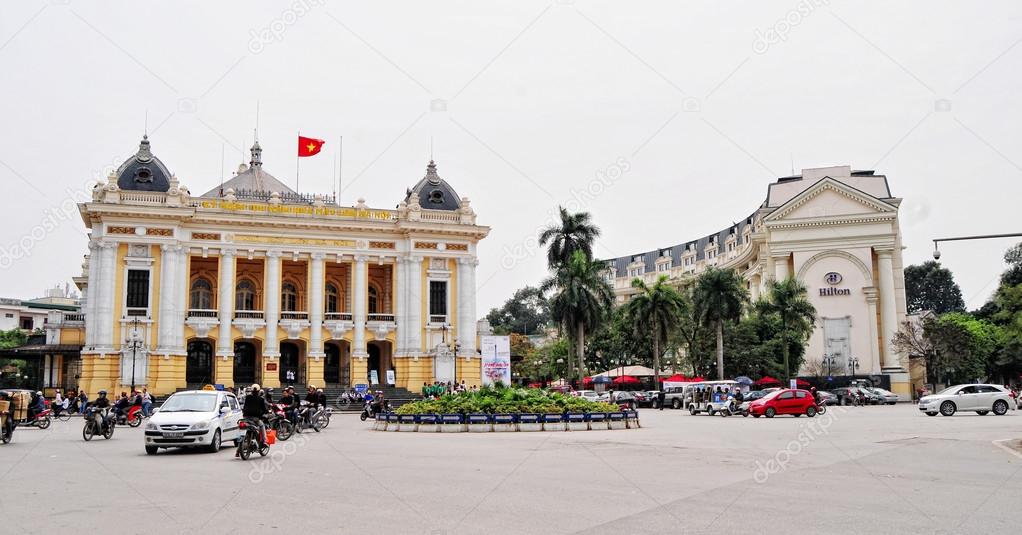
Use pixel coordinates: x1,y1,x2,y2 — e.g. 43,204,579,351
370,370,379,385
386,370,396,385
480,335,512,386
354,384,368,393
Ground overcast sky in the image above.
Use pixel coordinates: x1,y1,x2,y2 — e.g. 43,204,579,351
1,1,1020,314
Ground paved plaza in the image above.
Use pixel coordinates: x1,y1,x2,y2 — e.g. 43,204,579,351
2,406,1021,534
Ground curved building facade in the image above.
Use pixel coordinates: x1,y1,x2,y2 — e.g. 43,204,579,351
605,166,917,397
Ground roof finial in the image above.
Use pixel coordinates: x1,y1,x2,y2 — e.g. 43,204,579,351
136,134,153,163
425,159,441,185
250,131,263,168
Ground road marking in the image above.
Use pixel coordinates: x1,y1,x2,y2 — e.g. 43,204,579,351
992,438,1022,459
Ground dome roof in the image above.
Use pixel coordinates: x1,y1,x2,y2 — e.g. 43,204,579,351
116,135,172,192
201,141,296,198
404,160,461,211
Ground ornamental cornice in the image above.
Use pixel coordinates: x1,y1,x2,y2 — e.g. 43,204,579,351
765,213,896,230
765,178,898,222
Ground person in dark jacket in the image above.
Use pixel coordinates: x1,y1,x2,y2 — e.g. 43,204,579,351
657,390,666,411
241,384,270,452
279,387,299,425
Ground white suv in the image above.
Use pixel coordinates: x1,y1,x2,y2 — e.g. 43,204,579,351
144,390,242,454
918,384,1012,417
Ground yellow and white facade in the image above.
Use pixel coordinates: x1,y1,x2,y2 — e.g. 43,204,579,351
64,137,488,395
607,166,918,397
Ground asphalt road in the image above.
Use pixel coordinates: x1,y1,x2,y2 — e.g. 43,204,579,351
1,405,1020,535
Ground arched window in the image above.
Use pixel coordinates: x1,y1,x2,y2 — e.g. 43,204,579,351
282,281,298,312
190,278,213,310
368,285,378,314
236,279,255,311
325,283,338,313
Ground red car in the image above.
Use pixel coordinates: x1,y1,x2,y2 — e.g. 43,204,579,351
748,388,818,418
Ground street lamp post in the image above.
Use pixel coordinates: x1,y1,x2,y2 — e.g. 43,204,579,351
848,357,860,378
125,317,144,394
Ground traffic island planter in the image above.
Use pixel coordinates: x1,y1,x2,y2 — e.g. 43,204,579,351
440,414,465,433
518,413,542,432
373,413,387,431
542,413,566,432
416,414,440,433
386,413,400,432
397,414,418,432
566,413,589,431
492,414,516,432
467,414,492,433
608,412,627,430
588,412,609,430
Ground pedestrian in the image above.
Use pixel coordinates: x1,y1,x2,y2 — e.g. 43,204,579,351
78,390,89,414
421,382,429,398
657,389,666,411
141,388,153,417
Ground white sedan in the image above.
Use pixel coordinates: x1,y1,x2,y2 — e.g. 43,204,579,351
575,390,600,402
144,390,242,454
918,384,1013,417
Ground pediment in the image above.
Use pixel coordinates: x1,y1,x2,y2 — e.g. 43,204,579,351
765,177,897,222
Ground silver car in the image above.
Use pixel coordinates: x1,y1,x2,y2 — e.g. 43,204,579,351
918,384,1012,417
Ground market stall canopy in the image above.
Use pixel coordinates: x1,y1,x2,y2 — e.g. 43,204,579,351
612,375,641,385
795,379,812,388
661,374,693,383
594,366,657,378
754,376,782,386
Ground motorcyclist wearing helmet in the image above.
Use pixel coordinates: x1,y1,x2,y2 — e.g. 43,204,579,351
240,383,270,453
89,390,112,428
810,387,821,406
279,387,299,425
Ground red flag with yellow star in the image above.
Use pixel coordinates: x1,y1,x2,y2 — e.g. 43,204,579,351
298,136,325,157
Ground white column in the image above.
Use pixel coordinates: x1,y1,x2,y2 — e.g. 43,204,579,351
395,257,406,356
96,241,118,351
749,274,761,302
84,240,101,348
264,251,281,358
407,255,423,356
174,245,188,352
217,248,236,357
773,253,790,281
157,244,175,352
864,288,881,374
458,258,478,356
309,252,325,358
353,255,368,358
877,248,901,370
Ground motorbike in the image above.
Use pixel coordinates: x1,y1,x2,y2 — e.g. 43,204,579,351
360,400,392,422
82,407,115,441
236,418,270,460
19,408,52,430
114,405,144,428
295,401,327,433
717,397,738,417
268,404,295,441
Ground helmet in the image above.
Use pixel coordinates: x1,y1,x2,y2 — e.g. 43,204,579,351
98,390,108,396
250,383,261,392
36,391,42,396
316,389,323,393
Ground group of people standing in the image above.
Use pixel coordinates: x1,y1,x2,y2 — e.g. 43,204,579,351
421,380,476,398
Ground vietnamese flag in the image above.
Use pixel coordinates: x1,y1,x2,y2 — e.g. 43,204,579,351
298,136,325,157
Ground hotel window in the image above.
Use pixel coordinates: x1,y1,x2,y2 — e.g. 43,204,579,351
126,269,150,310
190,278,213,310
325,283,339,313
236,280,255,310
429,281,448,317
281,282,298,312
368,285,379,314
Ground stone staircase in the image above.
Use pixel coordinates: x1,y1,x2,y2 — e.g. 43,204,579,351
174,383,420,412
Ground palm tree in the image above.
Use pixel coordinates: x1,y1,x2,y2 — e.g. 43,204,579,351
624,275,688,386
541,251,614,384
759,277,817,382
693,267,748,380
538,207,601,268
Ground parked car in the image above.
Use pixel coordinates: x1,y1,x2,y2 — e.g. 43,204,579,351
608,391,639,409
918,384,1013,417
144,390,242,455
748,389,818,418
816,390,839,406
576,390,600,402
641,391,660,408
661,386,687,409
830,387,882,405
866,387,899,405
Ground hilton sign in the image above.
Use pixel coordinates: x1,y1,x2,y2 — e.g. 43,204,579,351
819,271,851,296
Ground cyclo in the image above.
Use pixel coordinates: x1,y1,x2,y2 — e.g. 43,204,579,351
0,388,52,431
682,380,740,416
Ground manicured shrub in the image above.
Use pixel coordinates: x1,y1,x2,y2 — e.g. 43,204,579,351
395,384,617,416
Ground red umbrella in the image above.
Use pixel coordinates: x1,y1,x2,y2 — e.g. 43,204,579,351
795,379,812,389
582,376,595,386
660,374,690,382
612,375,640,385
754,376,781,386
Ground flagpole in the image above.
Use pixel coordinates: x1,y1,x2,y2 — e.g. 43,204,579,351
296,130,300,194
338,136,343,204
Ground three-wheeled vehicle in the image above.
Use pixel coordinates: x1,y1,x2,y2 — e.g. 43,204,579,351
683,380,740,415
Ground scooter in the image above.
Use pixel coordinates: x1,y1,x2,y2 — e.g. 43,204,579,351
19,408,52,430
114,405,144,428
83,407,115,441
360,400,392,421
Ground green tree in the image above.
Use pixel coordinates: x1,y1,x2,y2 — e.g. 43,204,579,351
541,251,614,384
485,286,550,335
0,328,27,349
1000,242,1022,286
693,267,749,380
757,277,817,382
904,261,965,314
623,275,687,385
538,207,601,268
925,312,1002,384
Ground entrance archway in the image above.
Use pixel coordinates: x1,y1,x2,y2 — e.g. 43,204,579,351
234,341,258,385
324,341,350,385
186,340,214,385
367,340,393,385
280,341,303,384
